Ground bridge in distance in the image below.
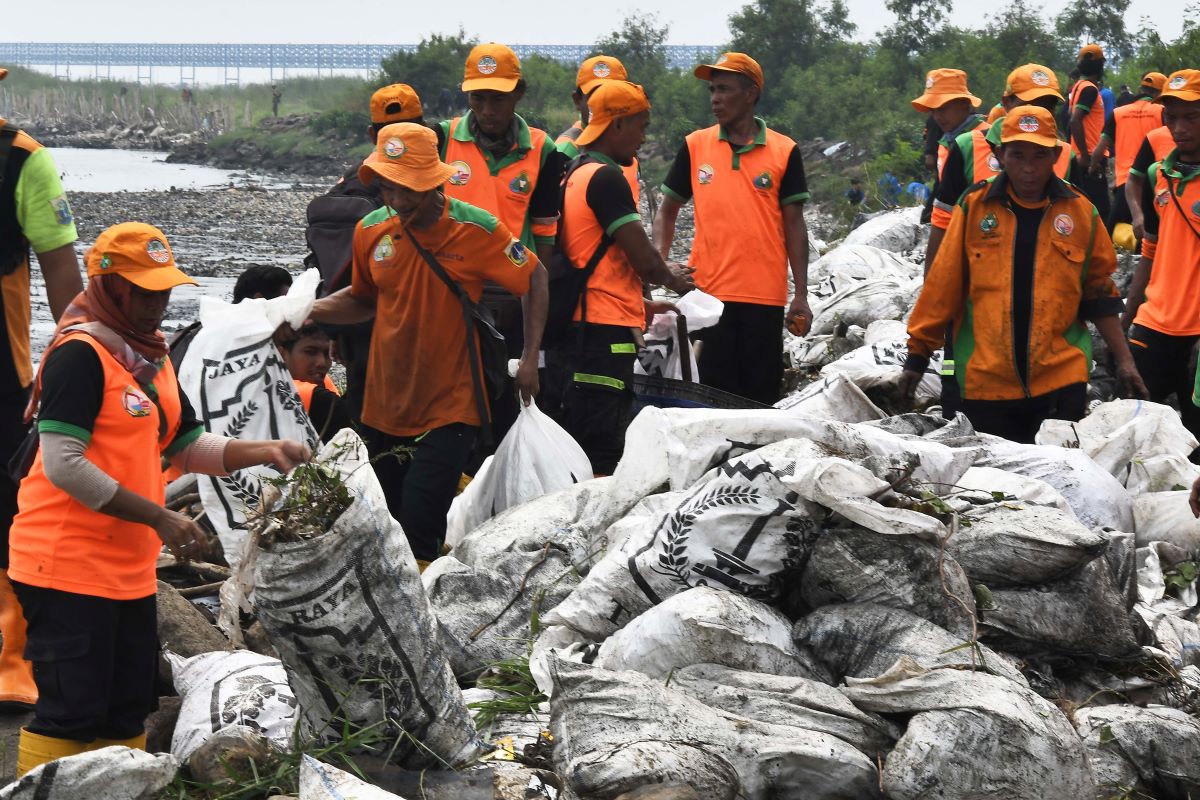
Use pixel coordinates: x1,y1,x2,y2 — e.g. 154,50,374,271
0,43,720,84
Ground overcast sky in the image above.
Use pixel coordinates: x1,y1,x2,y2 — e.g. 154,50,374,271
4,0,1190,45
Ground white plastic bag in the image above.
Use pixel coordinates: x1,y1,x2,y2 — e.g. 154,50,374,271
636,290,723,382
176,268,321,574
0,748,179,800
446,404,591,548
299,755,406,800
168,650,298,762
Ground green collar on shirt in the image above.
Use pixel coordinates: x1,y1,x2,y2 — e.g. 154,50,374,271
1161,149,1200,189
450,110,535,174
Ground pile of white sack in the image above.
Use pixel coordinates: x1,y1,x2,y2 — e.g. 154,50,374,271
9,210,1200,800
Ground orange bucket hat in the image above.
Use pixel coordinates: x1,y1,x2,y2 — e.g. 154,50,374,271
576,55,628,95
358,123,456,191
370,84,423,124
1000,106,1060,149
576,81,651,147
85,223,197,291
461,43,521,93
912,68,982,112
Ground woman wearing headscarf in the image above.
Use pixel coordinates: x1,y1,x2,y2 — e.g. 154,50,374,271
7,222,309,775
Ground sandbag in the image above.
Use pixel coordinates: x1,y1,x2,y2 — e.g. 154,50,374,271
445,403,591,549
168,650,297,761
819,339,942,409
0,747,179,800
635,291,722,381
549,658,883,800
979,553,1141,659
424,553,579,680
946,502,1110,587
808,243,920,285
1037,399,1200,493
1132,492,1200,554
595,587,830,683
794,603,1027,687
773,373,886,422
543,447,822,642
954,466,1074,515
298,754,406,800
799,525,975,636
667,664,899,756
841,660,1096,800
253,430,483,767
1075,705,1200,799
809,278,919,336
176,268,321,574
783,327,864,370
974,439,1134,531
839,206,924,252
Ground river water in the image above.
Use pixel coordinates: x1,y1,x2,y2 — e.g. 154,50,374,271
51,147,289,192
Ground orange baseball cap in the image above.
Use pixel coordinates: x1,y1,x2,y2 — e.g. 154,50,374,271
1159,70,1200,103
694,52,764,91
1141,72,1168,92
85,223,198,291
1078,44,1105,61
577,55,628,95
461,43,521,93
912,69,982,112
358,123,456,192
575,81,651,147
1003,64,1062,102
370,84,422,124
1000,105,1060,149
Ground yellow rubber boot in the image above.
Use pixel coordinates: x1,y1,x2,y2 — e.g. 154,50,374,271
16,728,90,777
90,732,146,751
0,569,36,711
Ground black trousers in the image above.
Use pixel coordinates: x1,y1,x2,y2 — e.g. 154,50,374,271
1128,324,1200,438
13,584,157,741
0,388,31,571
363,423,477,562
1109,182,1132,229
334,324,373,426
960,383,1087,444
694,301,784,405
1077,170,1112,223
563,324,636,476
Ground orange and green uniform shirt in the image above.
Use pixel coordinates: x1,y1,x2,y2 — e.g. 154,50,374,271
10,333,202,600
933,119,1073,230
660,117,809,308
295,374,340,412
350,198,537,436
438,112,560,252
908,173,1121,401
562,153,645,328
1129,126,1177,183
1137,151,1200,338
557,121,641,207
1068,79,1107,158
1103,97,1164,186
936,114,989,179
0,122,78,393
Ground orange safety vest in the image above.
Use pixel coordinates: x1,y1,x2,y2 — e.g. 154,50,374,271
938,117,989,179
1069,79,1107,157
563,159,645,328
295,375,340,412
441,115,554,247
684,122,803,306
10,333,185,600
1145,125,1176,167
1113,100,1165,186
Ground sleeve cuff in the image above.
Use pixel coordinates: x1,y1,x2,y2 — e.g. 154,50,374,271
1075,103,1092,113
780,192,810,206
37,419,91,444
534,234,556,248
903,353,931,374
1141,238,1157,261
605,213,641,237
1128,167,1146,178
163,423,205,457
31,230,78,255
931,205,953,230
1079,296,1124,320
660,185,687,203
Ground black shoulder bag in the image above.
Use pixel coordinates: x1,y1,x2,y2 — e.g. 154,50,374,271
544,157,614,349
403,227,507,444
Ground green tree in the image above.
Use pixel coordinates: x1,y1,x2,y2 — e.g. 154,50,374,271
1054,0,1132,63
378,30,477,116
516,54,577,134
728,0,857,83
982,0,1069,70
593,12,671,85
880,0,955,56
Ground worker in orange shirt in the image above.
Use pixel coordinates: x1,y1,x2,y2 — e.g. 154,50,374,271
10,223,308,775
653,53,812,405
557,55,640,202
1069,44,1112,219
902,107,1145,442
1101,71,1166,245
